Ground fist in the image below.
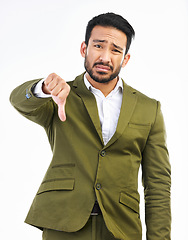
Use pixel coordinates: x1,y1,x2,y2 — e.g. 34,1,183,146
43,73,70,121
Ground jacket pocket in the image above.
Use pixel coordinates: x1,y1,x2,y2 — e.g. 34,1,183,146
37,178,75,195
128,122,150,130
119,192,139,214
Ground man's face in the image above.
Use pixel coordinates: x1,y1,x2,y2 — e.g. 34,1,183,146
81,25,130,84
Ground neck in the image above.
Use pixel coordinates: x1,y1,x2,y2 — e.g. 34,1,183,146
85,73,119,97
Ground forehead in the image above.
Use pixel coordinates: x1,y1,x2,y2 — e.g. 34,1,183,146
89,25,127,48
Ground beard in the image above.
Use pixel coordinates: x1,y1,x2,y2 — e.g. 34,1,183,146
84,55,122,84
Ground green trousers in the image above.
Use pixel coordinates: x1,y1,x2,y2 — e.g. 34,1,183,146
42,215,118,240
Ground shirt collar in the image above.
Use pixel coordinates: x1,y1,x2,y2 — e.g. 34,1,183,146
84,74,123,94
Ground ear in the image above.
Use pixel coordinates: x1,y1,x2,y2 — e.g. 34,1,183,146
80,41,87,58
121,53,131,68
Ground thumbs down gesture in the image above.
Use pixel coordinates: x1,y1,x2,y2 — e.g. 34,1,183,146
42,73,70,121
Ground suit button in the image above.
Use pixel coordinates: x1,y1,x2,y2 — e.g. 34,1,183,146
26,93,32,99
100,150,106,157
96,183,102,190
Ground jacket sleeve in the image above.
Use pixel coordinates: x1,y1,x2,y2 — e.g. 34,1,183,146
9,79,55,127
142,101,171,240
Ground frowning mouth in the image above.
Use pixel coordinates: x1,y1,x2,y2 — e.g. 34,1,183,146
93,63,113,73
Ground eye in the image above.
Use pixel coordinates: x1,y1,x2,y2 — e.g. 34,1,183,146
113,49,121,54
94,44,102,49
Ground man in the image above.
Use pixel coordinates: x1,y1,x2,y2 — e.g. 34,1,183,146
10,12,171,240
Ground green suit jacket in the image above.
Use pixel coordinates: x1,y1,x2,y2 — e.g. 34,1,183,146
10,73,171,240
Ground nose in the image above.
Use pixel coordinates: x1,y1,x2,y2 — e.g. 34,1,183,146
99,49,111,63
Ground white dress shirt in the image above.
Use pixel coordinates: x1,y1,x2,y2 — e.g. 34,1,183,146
84,75,123,145
33,75,123,145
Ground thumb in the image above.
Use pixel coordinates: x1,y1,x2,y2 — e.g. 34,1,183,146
57,100,66,122
52,95,67,122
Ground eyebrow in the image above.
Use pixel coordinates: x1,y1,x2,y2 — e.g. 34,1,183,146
93,39,124,52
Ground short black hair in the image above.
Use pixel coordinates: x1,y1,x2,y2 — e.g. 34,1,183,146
85,12,135,54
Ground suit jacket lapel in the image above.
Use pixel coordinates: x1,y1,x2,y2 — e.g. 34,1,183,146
105,81,138,148
73,73,104,144
72,74,137,148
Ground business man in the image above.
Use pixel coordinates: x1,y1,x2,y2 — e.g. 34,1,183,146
10,12,171,240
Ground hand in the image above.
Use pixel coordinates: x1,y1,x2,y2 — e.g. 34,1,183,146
43,73,70,121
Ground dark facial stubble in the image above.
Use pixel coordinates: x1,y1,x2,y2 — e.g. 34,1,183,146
84,55,122,84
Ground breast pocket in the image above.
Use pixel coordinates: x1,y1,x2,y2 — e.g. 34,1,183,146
125,122,151,153
128,122,151,130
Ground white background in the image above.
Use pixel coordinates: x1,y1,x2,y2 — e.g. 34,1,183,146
1,0,188,239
